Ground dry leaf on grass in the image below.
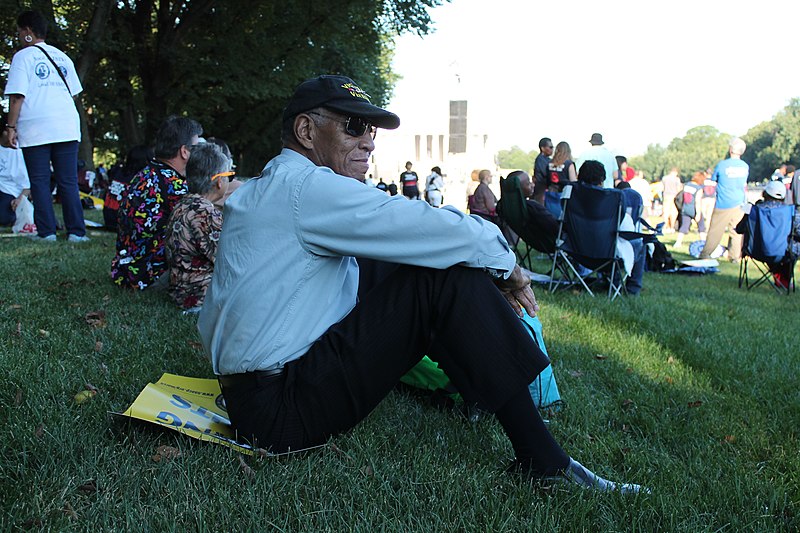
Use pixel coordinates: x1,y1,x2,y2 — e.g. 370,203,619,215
152,445,182,462
664,376,674,384
62,502,77,520
724,435,736,443
85,311,107,329
38,329,50,337
74,390,96,404
594,354,608,360
329,443,353,462
77,480,97,494
687,400,703,408
22,518,43,529
34,424,44,438
667,356,676,364
14,388,23,406
94,341,103,352
99,363,109,375
360,465,374,477
187,340,203,351
621,399,634,409
7,304,22,311
15,322,21,336
568,370,583,378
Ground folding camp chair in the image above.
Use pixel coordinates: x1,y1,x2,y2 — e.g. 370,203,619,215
497,175,557,272
549,183,629,299
738,203,796,294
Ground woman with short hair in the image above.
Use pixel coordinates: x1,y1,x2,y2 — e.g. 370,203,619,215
4,10,86,242
165,143,231,310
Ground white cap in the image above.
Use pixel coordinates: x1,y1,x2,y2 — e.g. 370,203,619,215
764,180,786,200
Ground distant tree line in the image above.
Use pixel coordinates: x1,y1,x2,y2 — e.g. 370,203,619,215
632,99,800,182
497,99,800,183
0,0,442,175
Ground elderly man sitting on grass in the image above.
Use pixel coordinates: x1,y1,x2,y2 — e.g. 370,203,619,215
198,75,647,494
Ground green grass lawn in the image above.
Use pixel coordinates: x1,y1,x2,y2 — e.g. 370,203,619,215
1,215,798,531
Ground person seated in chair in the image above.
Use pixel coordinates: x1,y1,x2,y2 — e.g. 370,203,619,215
614,181,646,295
577,161,644,295
736,180,795,288
514,170,559,250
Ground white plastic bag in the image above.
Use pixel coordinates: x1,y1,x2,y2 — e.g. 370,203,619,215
12,196,36,235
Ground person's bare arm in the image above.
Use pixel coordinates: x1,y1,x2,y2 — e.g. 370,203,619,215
6,94,24,149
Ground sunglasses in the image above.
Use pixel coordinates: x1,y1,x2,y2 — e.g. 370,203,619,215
308,111,377,140
210,171,235,183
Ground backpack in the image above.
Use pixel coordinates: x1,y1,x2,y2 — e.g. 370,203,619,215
647,239,676,272
675,183,700,219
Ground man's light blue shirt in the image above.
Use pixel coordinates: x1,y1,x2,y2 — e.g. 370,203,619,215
199,149,516,375
711,158,748,209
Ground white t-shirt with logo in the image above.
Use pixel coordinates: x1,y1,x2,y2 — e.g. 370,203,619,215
4,43,83,148
0,145,30,197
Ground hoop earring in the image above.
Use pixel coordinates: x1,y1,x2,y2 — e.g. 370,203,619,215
24,35,32,43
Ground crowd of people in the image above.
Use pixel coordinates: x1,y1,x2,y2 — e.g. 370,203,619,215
7,9,800,499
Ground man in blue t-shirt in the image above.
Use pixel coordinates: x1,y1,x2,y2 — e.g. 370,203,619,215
700,137,749,260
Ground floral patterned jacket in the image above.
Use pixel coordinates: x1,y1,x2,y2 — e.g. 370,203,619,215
164,195,223,309
110,160,187,289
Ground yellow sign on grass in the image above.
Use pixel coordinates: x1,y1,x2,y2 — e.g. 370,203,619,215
120,373,255,455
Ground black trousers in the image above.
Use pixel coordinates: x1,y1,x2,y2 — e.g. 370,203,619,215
220,263,550,453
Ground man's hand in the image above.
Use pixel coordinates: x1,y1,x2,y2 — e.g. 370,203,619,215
494,265,539,318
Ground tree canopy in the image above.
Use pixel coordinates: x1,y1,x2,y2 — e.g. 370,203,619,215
742,98,800,181
0,0,442,174
496,145,538,173
629,125,731,181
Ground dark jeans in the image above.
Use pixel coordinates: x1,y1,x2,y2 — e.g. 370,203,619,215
0,191,15,226
626,238,646,295
22,141,85,238
220,264,550,453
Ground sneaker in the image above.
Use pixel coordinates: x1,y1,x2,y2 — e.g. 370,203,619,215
507,457,650,495
29,234,57,242
560,458,649,494
67,234,90,243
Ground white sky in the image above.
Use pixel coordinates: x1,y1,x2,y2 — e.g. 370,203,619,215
387,0,800,158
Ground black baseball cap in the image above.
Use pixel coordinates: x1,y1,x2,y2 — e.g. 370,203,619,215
282,75,400,129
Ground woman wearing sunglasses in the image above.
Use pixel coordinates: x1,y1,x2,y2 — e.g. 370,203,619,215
164,143,231,311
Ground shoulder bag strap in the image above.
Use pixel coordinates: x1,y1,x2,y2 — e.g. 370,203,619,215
33,44,72,96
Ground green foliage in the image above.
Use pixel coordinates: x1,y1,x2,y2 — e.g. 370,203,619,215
743,98,800,182
630,126,730,182
497,145,538,173
0,0,443,175
1,221,799,530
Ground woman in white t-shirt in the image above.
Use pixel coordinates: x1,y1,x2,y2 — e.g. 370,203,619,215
4,10,87,242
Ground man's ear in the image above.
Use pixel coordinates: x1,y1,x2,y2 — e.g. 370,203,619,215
293,114,316,150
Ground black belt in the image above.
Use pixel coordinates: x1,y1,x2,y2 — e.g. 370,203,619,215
218,367,285,389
